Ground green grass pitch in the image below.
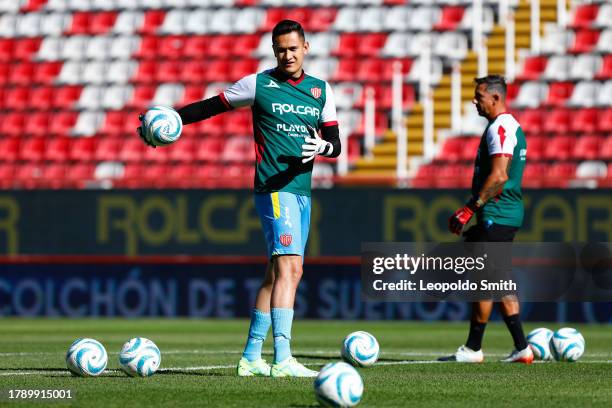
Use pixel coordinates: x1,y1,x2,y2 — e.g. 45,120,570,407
0,319,610,407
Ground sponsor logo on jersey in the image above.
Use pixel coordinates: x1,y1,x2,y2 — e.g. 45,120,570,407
310,87,322,99
279,234,292,247
265,80,280,88
271,103,320,117
277,123,308,133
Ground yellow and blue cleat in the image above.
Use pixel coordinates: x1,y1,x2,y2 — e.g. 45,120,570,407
270,357,318,378
237,357,271,377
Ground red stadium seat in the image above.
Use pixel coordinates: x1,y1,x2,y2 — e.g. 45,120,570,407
99,111,126,136
45,137,70,162
545,162,577,187
127,85,155,108
65,163,95,187
53,86,82,109
156,60,181,82
158,36,187,60
68,12,93,35
24,112,50,137
358,33,387,57
460,138,480,161
526,136,545,161
14,163,44,189
4,87,30,110
0,63,8,86
9,62,35,86
19,137,45,162
434,6,465,31
571,108,599,133
69,137,96,162
49,111,78,136
222,137,252,163
196,137,225,161
601,135,612,160
519,109,544,134
307,8,337,32
437,138,463,163
181,61,206,84
231,34,260,57
332,33,359,58
207,36,235,59
122,109,142,134
436,164,472,188
167,164,197,188
570,4,599,29
543,81,574,107
168,138,195,162
179,85,205,106
222,164,253,188
599,109,612,133
517,56,548,81
3,113,26,138
90,11,118,35
568,29,600,53
134,36,159,59
261,8,288,32
183,36,209,59
119,139,145,163
595,55,612,79
543,108,571,134
0,39,14,62
138,10,166,35
573,134,602,160
143,141,169,163
198,114,225,137
332,59,359,82
133,60,157,83
13,38,41,61
0,164,15,188
41,163,67,189
29,86,54,110
522,163,548,188
0,139,20,162
543,135,573,160
224,110,252,136
230,58,259,82
34,61,63,85
21,0,47,12
356,59,384,82
205,59,232,82
94,137,122,161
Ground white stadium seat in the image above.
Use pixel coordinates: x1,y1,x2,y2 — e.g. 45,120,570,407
459,6,494,33
85,36,112,61
304,57,337,81
336,110,361,136
407,33,437,57
37,37,64,61
333,8,361,32
115,0,140,9
576,161,607,179
106,61,137,84
57,61,83,84
595,4,612,29
358,7,386,32
570,54,602,81
90,0,116,11
185,9,210,35
460,102,488,135
140,0,164,9
82,61,107,85
40,13,71,36
407,56,442,85
434,32,468,61
112,11,144,35
163,0,189,7
331,83,362,110
209,0,236,6
381,33,412,58
68,0,94,11
541,23,574,54
0,0,22,13
542,55,572,81
208,9,238,34
187,0,211,6
159,10,188,35
78,85,104,110
567,81,598,108
17,13,42,38
408,6,442,32
307,33,339,57
109,36,140,60
383,6,412,32
234,8,265,34
153,83,185,106
45,0,69,11
72,111,104,136
595,29,612,53
102,85,133,109
61,36,88,60
0,14,17,38
596,81,612,107
512,81,548,109
257,58,277,74
254,34,271,58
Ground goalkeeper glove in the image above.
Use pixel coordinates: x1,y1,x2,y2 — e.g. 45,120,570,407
448,197,484,235
301,126,333,164
136,113,156,148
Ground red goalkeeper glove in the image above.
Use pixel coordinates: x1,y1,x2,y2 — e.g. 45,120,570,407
448,197,483,235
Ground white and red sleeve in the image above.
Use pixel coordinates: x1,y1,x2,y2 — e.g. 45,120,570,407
486,114,518,157
221,74,256,109
320,81,338,127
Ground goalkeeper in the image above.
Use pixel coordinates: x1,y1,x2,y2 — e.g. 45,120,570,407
138,20,340,377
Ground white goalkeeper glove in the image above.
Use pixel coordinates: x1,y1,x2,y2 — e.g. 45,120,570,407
301,126,333,164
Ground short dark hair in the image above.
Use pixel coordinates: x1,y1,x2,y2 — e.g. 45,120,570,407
474,75,507,99
272,20,305,43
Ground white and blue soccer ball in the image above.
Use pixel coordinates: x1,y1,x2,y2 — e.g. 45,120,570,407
527,327,554,361
142,105,182,146
314,362,364,407
119,337,161,377
341,331,379,367
65,338,108,377
550,327,585,362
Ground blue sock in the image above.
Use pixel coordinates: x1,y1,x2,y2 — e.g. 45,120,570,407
242,309,271,362
272,308,294,363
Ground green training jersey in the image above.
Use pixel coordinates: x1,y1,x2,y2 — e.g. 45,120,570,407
221,68,338,196
471,112,527,227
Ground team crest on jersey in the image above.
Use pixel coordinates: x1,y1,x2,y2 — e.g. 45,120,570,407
310,87,322,99
279,234,292,247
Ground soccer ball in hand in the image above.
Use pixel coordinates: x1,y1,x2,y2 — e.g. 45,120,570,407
526,327,554,360
550,327,585,362
314,362,364,407
142,106,182,146
341,331,379,367
119,337,161,377
66,338,108,377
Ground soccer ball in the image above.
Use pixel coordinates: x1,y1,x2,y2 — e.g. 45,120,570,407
142,105,182,146
550,327,585,362
526,327,554,360
65,338,108,377
314,362,364,407
341,331,379,367
119,337,161,377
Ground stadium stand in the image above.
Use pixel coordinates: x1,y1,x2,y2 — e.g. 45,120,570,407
0,0,610,188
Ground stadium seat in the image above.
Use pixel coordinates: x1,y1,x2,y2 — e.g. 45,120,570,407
207,36,235,59
333,7,361,33
34,62,63,85
545,162,577,188
205,59,232,82
231,34,260,57
158,36,187,60
543,81,574,107
459,6,493,33
567,81,598,107
45,137,70,162
20,137,46,163
156,60,181,83
40,12,71,36
573,134,602,160
9,62,36,86
65,163,95,188
601,135,612,160
69,137,96,161
99,111,126,136
68,11,93,35
143,140,169,163
196,137,225,161
3,113,26,137
306,7,337,32
543,108,571,134
13,38,42,61
434,31,468,60
24,112,51,137
540,24,573,54
522,163,548,188
332,33,360,58
594,3,612,29
0,138,20,162
49,111,78,136
434,6,465,31
53,85,82,109
409,6,443,32
90,11,117,34
0,39,13,62
570,54,602,80
73,111,103,136
224,110,252,136
570,108,599,134
113,10,144,34
542,55,571,81
16,12,42,37
512,82,548,109
358,7,386,32
183,36,209,59
119,139,145,163
230,58,259,82
543,135,573,161
517,56,548,81
358,33,387,57
134,36,158,60
159,9,187,35
569,29,600,53
570,4,599,29
518,109,543,134
166,164,197,188
595,54,612,79
526,136,545,161
4,87,30,111
94,137,122,161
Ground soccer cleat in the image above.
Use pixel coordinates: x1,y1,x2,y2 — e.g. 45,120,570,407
237,357,271,377
270,357,318,377
500,347,534,364
438,345,484,363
